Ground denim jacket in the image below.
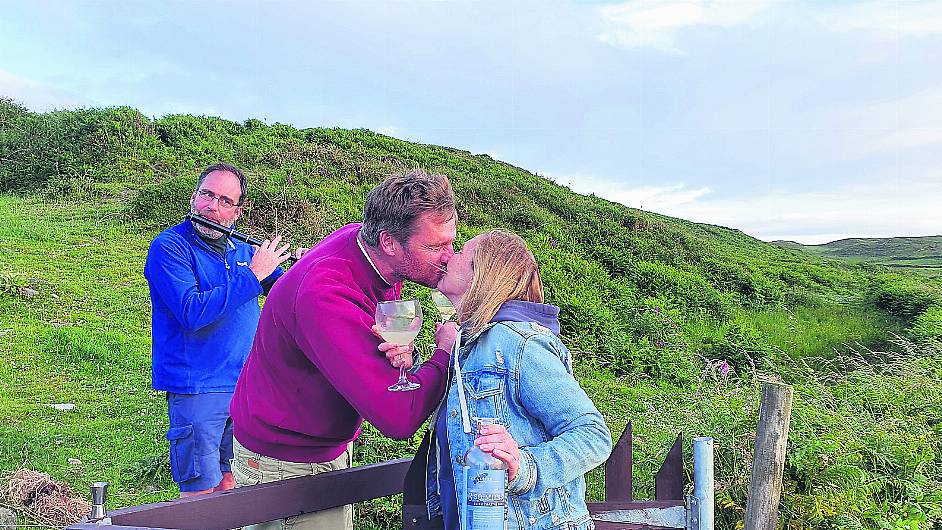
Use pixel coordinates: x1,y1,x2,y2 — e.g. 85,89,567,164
425,302,613,529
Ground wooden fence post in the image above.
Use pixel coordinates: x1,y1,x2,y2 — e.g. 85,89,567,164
745,381,794,530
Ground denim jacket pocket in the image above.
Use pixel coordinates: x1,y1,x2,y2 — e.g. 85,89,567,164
510,487,574,529
463,369,507,424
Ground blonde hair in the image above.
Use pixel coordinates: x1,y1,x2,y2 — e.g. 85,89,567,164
458,230,544,336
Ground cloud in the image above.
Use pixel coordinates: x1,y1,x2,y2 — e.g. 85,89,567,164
595,1,942,54
0,69,91,111
606,183,712,210
596,0,771,53
658,181,942,244
849,127,942,159
819,83,942,161
811,1,942,37
375,126,401,137
547,172,711,212
825,84,942,160
560,175,942,244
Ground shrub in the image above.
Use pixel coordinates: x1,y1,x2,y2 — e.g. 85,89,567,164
909,305,942,344
695,318,774,372
631,260,729,316
870,276,938,320
5,104,942,529
0,270,27,298
125,176,193,227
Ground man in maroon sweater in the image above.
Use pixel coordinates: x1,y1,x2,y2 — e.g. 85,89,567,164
230,169,457,530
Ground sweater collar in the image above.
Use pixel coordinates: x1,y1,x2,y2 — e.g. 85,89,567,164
184,218,235,254
356,231,392,286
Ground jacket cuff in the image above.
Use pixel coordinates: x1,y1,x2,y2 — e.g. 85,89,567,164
237,261,265,295
507,448,537,495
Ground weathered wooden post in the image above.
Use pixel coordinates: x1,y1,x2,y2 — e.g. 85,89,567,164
745,381,794,530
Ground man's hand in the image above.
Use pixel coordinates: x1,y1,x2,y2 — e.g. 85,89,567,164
475,424,521,482
250,235,292,281
372,324,415,370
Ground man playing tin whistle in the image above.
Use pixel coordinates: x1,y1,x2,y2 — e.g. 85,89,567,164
144,162,305,496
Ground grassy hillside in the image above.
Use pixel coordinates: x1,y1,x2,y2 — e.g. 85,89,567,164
2,98,942,529
773,236,942,276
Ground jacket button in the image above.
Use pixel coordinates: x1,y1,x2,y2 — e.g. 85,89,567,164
529,517,536,524
450,409,458,417
455,456,463,465
552,514,560,523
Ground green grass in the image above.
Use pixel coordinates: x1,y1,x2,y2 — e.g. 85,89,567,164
748,305,900,361
0,196,169,512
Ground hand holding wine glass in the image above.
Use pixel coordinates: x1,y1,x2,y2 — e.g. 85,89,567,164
373,325,416,370
375,300,423,392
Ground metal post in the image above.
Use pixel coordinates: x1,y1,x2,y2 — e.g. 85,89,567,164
88,482,110,524
691,437,714,530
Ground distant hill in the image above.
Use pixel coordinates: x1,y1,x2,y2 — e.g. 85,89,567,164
772,236,942,273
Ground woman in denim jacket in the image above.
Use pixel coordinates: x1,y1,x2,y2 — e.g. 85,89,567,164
426,230,613,529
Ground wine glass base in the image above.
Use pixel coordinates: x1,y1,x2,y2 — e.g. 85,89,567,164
388,381,421,392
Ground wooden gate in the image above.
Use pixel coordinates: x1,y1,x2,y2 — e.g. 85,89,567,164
67,422,687,530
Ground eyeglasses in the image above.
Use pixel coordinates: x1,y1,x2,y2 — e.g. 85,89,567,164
196,189,240,210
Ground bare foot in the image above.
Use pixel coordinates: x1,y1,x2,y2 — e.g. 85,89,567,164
180,488,213,497
214,471,235,492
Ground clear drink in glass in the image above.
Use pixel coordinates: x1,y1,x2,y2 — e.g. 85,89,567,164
375,300,423,392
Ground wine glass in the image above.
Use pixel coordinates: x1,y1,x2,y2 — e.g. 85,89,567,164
431,290,456,324
375,300,423,392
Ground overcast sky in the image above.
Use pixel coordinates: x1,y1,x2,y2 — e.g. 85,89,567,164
2,0,940,244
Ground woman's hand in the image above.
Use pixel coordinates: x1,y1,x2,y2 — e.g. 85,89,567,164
371,324,415,370
474,424,520,482
435,321,459,353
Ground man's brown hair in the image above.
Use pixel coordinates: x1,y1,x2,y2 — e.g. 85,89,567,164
360,169,456,246
196,162,248,205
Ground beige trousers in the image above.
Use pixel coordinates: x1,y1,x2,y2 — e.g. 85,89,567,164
232,437,354,530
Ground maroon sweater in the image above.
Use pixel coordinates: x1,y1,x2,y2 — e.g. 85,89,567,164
230,223,449,463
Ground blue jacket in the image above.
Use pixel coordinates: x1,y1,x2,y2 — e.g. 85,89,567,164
144,219,283,393
427,300,613,529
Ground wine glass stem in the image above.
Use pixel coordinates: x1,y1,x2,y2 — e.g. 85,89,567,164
398,364,409,384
